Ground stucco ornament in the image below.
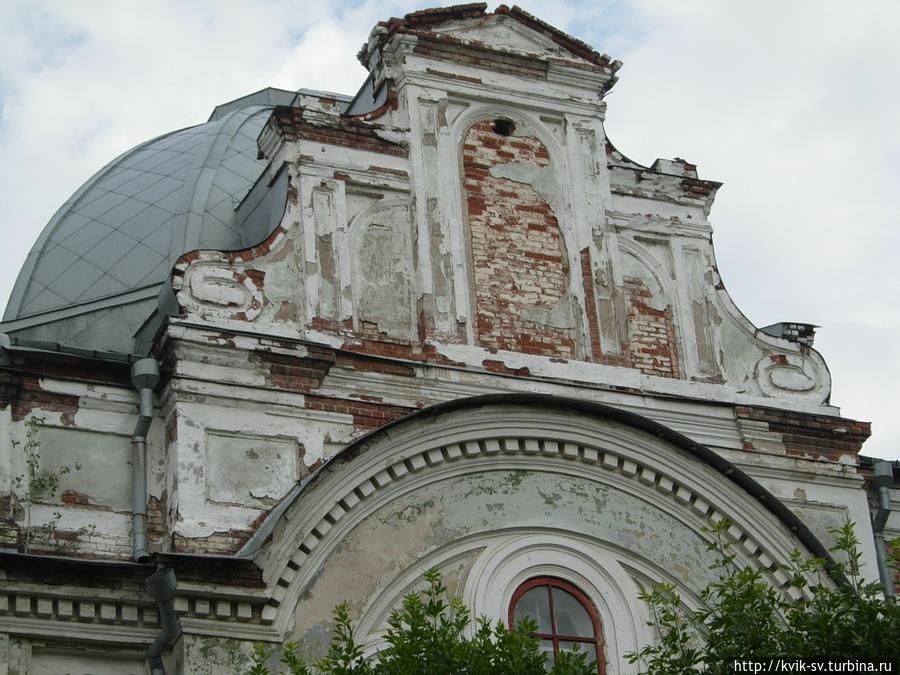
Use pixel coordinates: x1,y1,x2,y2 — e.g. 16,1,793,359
178,263,264,321
754,353,825,400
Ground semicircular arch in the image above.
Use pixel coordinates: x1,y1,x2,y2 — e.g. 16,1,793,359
254,395,832,642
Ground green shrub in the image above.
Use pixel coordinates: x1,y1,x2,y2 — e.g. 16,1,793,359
245,521,897,674
245,569,594,675
627,520,899,673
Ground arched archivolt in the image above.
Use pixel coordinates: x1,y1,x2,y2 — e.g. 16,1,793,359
349,530,663,672
252,395,833,658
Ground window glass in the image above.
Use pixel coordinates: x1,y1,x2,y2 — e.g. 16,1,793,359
509,577,605,674
552,587,593,637
514,587,552,632
539,639,555,672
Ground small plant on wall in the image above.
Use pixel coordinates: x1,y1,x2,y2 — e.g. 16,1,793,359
9,416,81,552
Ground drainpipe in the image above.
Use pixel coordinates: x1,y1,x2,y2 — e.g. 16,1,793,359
872,460,896,599
145,566,181,675
131,358,159,564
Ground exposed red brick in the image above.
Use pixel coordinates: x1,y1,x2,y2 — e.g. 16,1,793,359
147,494,168,540
367,165,410,178
424,68,483,84
287,178,299,203
495,5,615,69
389,3,488,30
682,178,712,197
482,359,530,377
580,248,604,360
60,490,91,506
624,277,680,378
413,36,549,80
347,80,400,122
172,226,288,279
304,394,414,430
173,529,253,555
11,378,80,421
255,348,336,393
310,317,354,333
270,106,407,157
243,269,266,288
463,119,576,359
334,352,416,378
735,405,870,460
0,372,21,410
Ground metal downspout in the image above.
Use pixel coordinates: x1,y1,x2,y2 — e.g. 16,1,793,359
145,566,181,675
131,359,159,563
872,461,896,599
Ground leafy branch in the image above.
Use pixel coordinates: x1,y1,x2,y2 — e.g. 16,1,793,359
626,520,899,673
243,568,594,675
9,416,82,552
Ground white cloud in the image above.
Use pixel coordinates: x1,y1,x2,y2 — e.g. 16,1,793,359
0,0,896,458
591,0,900,459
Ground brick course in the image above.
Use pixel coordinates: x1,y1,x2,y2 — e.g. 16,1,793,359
269,106,406,157
736,405,870,460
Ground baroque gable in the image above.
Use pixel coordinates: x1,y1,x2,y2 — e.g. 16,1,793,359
170,4,829,410
1,5,889,674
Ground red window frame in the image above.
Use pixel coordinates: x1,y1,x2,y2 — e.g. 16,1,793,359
508,577,607,674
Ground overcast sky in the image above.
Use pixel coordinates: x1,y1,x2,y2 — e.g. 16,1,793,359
0,1,897,460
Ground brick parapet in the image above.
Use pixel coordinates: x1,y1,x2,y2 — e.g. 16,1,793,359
364,3,617,77
736,404,870,461
268,106,406,157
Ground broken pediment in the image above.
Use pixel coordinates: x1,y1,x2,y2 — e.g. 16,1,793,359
359,4,620,91
160,4,833,411
433,12,593,63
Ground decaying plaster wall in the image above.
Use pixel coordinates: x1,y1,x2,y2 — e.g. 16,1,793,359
0,5,887,674
288,470,719,657
147,0,854,561
169,9,832,409
0,369,151,558
244,401,857,670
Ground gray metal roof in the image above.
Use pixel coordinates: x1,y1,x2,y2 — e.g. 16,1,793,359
0,85,364,354
0,92,303,354
4,105,274,322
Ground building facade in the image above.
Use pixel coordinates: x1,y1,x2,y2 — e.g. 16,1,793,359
1,5,896,674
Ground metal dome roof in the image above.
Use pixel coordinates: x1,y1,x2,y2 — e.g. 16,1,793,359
5,105,273,322
0,88,313,354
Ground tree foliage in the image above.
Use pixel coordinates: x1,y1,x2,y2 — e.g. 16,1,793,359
627,520,900,673
244,522,897,675
245,568,595,675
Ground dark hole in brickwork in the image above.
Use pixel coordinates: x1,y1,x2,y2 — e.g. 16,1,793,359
491,119,515,136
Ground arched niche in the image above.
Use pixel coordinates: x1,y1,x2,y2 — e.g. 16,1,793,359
347,197,416,340
618,238,684,379
450,106,586,359
253,396,832,665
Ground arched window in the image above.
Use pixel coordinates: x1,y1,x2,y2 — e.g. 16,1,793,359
508,577,606,673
